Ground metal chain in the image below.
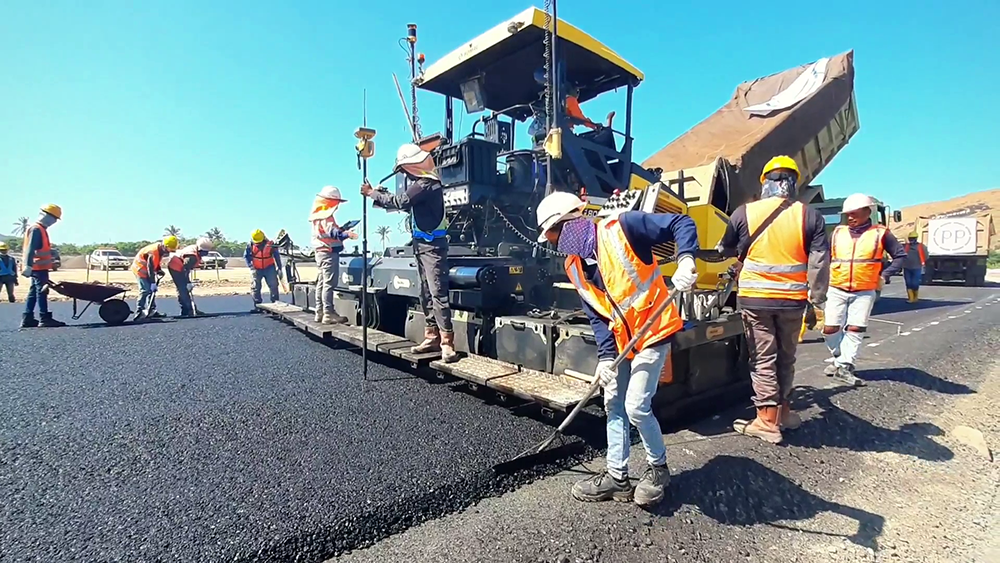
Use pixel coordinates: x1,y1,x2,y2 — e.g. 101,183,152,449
543,0,552,131
411,75,421,139
493,203,568,257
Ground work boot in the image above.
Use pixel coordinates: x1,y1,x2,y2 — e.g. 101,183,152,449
733,406,783,444
833,364,866,387
39,312,66,328
147,310,165,319
322,312,348,325
314,309,323,322
779,402,801,431
20,313,38,328
439,330,458,363
571,470,634,503
132,311,146,322
823,362,839,377
634,463,671,507
912,288,919,302
411,326,441,354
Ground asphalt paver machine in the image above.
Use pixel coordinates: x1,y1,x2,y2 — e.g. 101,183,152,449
262,6,749,420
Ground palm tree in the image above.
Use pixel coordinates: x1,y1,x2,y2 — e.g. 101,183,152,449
376,225,392,251
205,227,224,242
163,225,182,237
11,216,29,237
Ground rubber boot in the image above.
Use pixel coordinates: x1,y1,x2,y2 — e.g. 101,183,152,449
20,313,39,328
39,312,66,328
411,326,441,354
779,402,801,431
439,330,458,363
798,317,808,343
912,288,919,302
906,289,915,303
733,406,783,444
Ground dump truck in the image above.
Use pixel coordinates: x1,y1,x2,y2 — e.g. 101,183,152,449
914,212,994,286
261,7,861,424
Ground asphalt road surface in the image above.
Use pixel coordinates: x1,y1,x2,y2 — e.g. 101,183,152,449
2,282,997,562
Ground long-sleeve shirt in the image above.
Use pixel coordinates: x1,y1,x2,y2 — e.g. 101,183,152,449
903,241,927,270
370,177,446,238
244,243,283,271
0,254,16,277
875,228,906,277
719,201,830,310
580,211,699,361
24,228,44,269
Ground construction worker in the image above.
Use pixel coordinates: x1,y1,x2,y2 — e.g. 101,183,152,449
361,143,457,363
903,231,927,303
308,186,357,324
20,204,66,328
718,156,830,444
0,241,17,303
167,237,214,317
245,230,284,305
823,193,906,386
132,236,178,321
535,190,699,507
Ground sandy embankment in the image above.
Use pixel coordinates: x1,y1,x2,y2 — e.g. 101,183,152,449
3,258,318,303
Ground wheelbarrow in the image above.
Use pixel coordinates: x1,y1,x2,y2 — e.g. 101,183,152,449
46,280,132,326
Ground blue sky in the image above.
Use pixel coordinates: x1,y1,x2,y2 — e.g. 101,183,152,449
2,0,996,247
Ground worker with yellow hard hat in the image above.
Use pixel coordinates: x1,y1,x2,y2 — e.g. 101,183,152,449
244,229,283,305
0,240,18,304
131,235,179,321
718,156,830,444
902,230,926,303
20,203,66,328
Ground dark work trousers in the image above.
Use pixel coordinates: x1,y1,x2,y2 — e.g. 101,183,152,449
1,276,15,302
169,269,194,316
414,238,453,332
741,307,804,407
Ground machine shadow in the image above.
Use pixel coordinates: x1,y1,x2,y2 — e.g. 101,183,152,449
859,367,974,395
870,297,967,315
652,455,885,549
74,311,259,330
783,386,954,462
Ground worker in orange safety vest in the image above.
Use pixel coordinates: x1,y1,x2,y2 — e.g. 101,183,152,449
535,190,699,508
20,203,66,328
167,237,214,317
822,193,905,386
902,231,927,303
245,230,283,305
132,236,178,321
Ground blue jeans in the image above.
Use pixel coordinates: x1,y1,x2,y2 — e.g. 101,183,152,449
136,275,157,314
169,269,193,315
603,342,669,479
903,268,922,290
252,266,279,304
24,271,50,315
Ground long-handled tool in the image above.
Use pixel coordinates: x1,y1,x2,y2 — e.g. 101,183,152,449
510,288,682,461
355,91,377,382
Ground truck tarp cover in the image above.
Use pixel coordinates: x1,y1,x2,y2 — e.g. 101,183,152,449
643,51,855,209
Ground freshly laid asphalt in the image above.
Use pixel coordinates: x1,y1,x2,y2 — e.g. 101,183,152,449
0,296,597,562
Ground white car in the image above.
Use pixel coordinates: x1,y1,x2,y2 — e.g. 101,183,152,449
87,249,130,271
200,251,227,270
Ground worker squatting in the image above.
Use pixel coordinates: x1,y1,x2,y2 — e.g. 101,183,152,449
534,154,907,507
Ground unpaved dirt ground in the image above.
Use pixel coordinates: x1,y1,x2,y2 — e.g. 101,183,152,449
2,263,319,302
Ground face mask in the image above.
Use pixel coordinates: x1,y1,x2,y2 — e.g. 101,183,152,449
556,218,598,259
761,171,797,199
38,214,57,228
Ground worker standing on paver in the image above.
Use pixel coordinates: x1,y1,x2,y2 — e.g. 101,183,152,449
823,193,906,386
535,190,699,507
0,241,17,303
167,237,214,317
132,236,178,321
718,156,829,444
309,186,357,324
20,204,66,328
903,231,927,303
245,230,283,306
361,143,457,363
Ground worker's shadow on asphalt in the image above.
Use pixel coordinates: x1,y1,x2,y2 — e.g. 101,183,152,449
781,385,954,462
871,296,968,315
859,366,974,395
653,455,885,549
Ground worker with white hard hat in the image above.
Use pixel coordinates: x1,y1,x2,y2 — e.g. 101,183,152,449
822,193,905,386
309,185,358,324
167,237,214,317
536,188,699,508
20,204,66,328
361,143,457,363
718,156,830,445
245,229,284,306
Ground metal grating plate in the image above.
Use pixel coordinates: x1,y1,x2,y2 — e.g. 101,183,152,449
487,369,593,410
430,355,520,385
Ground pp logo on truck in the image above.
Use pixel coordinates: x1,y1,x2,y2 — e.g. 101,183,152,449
928,218,977,255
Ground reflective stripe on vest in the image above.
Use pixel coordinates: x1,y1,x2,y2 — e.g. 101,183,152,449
24,224,53,271
830,225,886,292
564,219,683,359
251,241,276,269
412,214,448,242
131,243,163,279
904,242,926,265
737,199,808,300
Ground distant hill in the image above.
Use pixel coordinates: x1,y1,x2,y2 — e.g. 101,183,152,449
892,188,1000,249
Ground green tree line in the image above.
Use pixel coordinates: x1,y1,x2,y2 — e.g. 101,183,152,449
4,224,249,258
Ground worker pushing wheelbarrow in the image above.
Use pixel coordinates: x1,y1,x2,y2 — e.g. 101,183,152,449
45,280,133,326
